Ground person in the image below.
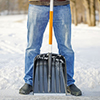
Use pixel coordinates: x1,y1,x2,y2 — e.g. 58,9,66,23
19,0,82,96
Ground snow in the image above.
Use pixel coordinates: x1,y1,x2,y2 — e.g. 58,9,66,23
0,15,100,99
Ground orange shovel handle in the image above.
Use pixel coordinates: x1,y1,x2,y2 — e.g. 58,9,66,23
49,11,53,45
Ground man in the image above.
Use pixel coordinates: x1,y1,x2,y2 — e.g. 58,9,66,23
19,0,82,96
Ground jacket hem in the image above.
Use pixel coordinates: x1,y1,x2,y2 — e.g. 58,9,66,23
29,1,70,6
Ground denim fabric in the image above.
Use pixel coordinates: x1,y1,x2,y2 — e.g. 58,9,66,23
24,4,75,86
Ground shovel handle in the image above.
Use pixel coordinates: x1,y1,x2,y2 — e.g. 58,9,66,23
48,0,53,92
49,0,53,53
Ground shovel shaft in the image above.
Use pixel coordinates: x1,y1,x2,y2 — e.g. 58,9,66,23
48,0,53,92
49,0,53,53
49,11,53,45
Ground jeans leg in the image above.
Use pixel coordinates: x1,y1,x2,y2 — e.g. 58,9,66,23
53,4,75,86
24,4,49,86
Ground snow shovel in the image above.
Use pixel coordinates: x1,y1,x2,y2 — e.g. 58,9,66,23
32,0,67,95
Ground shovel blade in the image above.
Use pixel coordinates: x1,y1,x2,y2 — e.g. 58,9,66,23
33,53,67,94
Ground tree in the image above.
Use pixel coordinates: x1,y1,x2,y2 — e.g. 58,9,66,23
17,0,28,13
90,0,95,26
70,0,78,26
98,0,100,22
83,0,91,26
83,0,96,26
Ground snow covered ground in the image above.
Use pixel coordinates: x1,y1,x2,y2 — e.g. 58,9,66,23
0,15,100,100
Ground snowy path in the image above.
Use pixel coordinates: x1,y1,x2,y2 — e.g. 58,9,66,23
0,89,100,100
0,90,100,100
0,15,100,99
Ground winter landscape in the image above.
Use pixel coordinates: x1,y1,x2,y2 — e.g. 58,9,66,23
0,15,100,100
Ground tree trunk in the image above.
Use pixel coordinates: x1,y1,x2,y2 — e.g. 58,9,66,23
83,8,86,23
83,0,91,26
90,0,95,26
7,0,10,15
74,2,77,26
70,0,77,26
70,6,74,23
99,6,100,22
98,0,100,22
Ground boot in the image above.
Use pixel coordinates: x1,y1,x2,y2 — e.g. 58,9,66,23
67,84,82,96
19,83,33,94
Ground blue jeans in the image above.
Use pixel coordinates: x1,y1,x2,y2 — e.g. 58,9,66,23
24,4,75,86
